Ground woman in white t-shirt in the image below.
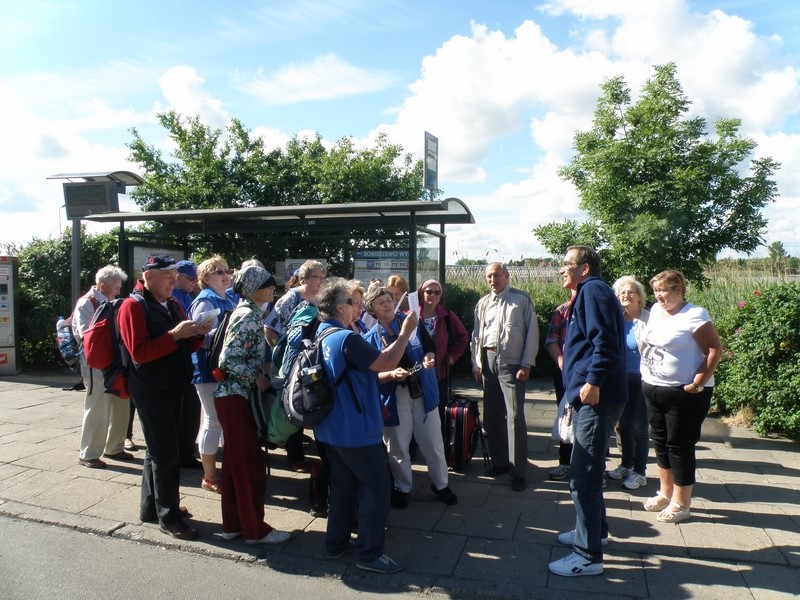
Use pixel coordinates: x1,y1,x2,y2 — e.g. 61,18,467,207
637,270,722,524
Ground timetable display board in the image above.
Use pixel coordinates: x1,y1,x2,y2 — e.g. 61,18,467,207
353,249,409,284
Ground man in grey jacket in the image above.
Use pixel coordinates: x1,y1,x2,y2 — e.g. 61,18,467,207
472,262,539,490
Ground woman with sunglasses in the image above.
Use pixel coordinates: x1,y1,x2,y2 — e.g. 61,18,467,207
188,256,236,494
416,279,469,443
364,286,457,508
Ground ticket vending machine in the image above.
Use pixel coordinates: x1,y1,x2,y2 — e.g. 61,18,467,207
0,256,21,375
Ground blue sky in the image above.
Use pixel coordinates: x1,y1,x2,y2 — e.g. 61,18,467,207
1,0,799,263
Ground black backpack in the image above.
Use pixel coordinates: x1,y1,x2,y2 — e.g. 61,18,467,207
281,327,360,428
206,309,234,381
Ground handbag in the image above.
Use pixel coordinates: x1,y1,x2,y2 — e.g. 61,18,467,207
558,403,575,444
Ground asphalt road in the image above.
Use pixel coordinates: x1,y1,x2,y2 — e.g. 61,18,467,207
0,517,448,600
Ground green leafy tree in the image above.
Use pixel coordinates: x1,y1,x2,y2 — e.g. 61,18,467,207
534,63,780,286
127,112,427,270
17,228,119,365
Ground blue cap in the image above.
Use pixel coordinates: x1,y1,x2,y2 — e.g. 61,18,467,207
176,260,197,278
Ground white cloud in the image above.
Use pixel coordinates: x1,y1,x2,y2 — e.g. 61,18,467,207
232,54,400,105
158,66,230,127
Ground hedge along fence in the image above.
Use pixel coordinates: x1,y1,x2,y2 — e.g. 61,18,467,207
446,267,800,442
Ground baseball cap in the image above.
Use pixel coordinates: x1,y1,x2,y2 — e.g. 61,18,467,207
176,260,197,278
142,255,178,271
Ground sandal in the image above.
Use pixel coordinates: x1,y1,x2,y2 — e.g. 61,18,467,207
201,477,222,494
657,501,691,523
644,490,671,512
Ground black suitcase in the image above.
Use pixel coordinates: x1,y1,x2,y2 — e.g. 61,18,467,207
444,396,489,471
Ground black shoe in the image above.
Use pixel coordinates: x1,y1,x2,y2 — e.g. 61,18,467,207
124,439,138,452
180,458,203,470
390,488,409,509
78,457,107,469
512,477,526,491
488,464,510,476
160,520,199,541
310,504,329,518
431,484,458,505
140,506,193,523
103,451,134,461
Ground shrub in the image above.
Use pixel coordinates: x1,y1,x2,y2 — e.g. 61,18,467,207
17,228,120,366
714,284,800,441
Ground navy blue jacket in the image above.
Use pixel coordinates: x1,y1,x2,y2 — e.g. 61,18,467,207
562,276,627,409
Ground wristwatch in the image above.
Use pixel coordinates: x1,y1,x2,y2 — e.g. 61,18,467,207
692,382,704,392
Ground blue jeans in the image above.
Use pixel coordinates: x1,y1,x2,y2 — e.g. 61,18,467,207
616,373,650,474
325,444,390,562
569,398,625,562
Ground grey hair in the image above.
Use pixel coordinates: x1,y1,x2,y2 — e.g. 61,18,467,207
316,277,355,321
612,276,646,308
363,285,394,317
95,265,127,285
299,259,326,281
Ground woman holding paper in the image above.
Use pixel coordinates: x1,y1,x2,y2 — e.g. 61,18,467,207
188,256,236,494
363,285,457,508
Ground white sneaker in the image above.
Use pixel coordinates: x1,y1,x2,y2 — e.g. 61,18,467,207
607,465,631,480
548,552,603,577
557,529,608,547
623,472,646,490
246,529,291,544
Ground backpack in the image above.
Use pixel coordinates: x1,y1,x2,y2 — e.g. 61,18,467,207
281,326,359,428
272,300,319,376
82,294,148,399
55,295,99,368
206,309,234,381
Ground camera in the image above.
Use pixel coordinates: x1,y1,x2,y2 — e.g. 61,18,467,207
405,363,423,399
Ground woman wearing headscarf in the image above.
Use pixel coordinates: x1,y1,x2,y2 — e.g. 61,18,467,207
213,266,290,544
416,278,469,442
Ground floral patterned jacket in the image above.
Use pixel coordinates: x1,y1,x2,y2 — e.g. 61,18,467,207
214,300,266,399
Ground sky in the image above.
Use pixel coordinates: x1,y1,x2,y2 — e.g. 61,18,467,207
1,0,799,264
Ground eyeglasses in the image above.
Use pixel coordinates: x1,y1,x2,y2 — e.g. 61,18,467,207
424,289,441,296
213,269,234,276
560,261,585,269
341,298,353,305
306,274,326,281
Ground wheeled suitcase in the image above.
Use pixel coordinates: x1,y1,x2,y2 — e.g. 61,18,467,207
444,396,489,471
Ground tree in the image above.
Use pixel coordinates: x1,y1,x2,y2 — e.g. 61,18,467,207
16,228,119,365
534,63,780,286
127,112,427,271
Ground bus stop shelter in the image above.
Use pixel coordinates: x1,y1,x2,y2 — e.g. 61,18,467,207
84,198,474,289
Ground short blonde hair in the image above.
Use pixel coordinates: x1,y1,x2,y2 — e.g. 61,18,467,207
197,256,228,288
650,270,687,298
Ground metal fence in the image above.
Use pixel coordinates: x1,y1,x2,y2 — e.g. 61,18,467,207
445,264,560,287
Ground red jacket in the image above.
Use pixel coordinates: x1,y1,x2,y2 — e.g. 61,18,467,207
425,304,469,381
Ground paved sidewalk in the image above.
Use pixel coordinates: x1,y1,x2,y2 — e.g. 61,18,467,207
0,369,798,599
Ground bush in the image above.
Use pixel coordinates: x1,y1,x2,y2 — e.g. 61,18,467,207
17,228,120,366
444,279,571,379
714,284,800,441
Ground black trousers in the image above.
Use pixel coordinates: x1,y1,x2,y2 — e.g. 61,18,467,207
131,385,191,527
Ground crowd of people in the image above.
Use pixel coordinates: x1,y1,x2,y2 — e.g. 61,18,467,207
69,249,720,576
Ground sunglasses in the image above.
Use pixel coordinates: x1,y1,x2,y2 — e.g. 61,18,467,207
423,289,441,295
341,298,353,305
213,269,234,276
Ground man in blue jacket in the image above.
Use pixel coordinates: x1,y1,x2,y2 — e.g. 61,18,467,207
550,246,627,577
